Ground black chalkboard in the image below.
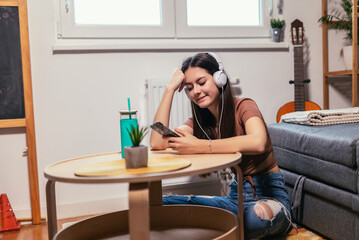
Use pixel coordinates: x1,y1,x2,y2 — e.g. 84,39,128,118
0,6,25,119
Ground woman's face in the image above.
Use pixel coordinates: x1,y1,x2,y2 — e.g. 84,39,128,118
184,66,219,110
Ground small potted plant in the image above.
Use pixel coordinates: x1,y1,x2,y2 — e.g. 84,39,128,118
270,18,285,42
318,0,359,69
124,125,149,168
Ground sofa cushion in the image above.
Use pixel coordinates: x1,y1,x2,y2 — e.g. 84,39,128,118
268,123,359,169
273,146,358,193
281,169,359,240
281,169,357,214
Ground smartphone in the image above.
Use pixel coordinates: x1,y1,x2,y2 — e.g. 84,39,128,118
150,121,180,137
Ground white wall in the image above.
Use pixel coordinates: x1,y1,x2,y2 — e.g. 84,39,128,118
0,0,352,219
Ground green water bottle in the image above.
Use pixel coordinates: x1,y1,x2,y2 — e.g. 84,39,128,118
120,110,138,158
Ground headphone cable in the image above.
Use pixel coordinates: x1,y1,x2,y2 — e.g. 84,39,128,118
218,86,224,139
193,104,211,140
192,86,224,140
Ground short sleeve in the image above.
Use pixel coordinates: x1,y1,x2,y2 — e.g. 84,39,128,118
236,98,263,125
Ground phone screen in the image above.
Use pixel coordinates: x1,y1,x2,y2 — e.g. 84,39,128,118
150,121,180,137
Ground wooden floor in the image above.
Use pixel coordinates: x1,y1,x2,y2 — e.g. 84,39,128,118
0,216,87,240
0,216,326,240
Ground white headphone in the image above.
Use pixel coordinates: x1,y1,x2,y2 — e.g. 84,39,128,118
208,52,227,88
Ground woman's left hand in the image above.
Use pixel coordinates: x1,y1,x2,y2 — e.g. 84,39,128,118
167,128,203,154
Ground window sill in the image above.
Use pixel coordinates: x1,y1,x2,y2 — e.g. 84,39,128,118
52,38,289,53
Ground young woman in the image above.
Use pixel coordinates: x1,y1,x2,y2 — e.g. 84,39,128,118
150,52,292,239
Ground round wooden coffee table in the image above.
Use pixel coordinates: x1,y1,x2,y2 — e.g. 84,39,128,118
44,149,243,240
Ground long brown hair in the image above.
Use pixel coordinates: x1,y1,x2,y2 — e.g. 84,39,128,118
181,53,236,139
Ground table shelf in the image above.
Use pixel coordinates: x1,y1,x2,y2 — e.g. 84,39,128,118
54,206,239,240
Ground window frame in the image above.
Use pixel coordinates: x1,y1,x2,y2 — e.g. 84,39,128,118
57,0,175,39
175,0,271,39
57,0,271,40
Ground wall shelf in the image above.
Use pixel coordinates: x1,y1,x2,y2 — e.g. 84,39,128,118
322,0,358,108
326,70,359,77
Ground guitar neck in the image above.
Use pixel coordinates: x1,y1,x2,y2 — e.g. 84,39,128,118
293,45,305,111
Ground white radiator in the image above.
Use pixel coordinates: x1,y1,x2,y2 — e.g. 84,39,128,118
146,79,191,129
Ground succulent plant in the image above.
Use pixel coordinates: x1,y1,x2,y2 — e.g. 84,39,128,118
270,18,285,29
127,125,148,147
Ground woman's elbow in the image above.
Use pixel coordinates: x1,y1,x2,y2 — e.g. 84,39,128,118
150,141,167,150
254,138,267,154
150,133,165,150
256,145,267,154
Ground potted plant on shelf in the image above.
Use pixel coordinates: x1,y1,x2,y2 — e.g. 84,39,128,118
318,0,359,70
124,125,149,168
270,18,285,42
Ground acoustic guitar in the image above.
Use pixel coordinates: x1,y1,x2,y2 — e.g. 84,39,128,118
276,19,321,123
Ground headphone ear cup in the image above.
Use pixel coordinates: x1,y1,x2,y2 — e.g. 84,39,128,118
213,70,227,88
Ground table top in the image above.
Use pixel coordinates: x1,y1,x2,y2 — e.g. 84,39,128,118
44,149,242,184
74,157,192,177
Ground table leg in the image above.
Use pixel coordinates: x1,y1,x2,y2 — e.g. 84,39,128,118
149,181,162,206
234,165,244,240
46,180,57,240
129,183,150,240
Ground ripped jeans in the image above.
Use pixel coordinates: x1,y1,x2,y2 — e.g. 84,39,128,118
162,172,292,239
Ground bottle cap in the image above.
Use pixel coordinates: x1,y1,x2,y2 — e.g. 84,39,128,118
119,110,137,115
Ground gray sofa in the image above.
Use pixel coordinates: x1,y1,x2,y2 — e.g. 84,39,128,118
267,122,359,240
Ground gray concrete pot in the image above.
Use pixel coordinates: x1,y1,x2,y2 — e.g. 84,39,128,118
124,145,148,168
270,28,282,42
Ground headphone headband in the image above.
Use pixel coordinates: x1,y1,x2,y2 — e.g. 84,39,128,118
207,52,224,71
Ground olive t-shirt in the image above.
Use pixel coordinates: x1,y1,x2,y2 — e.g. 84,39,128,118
184,97,277,175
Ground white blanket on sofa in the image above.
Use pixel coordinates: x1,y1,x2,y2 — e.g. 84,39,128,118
280,107,359,126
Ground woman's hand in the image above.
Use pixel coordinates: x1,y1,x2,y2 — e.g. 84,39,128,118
167,128,203,154
150,69,185,150
167,68,185,93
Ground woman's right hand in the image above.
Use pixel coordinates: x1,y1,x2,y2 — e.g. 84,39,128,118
167,68,185,92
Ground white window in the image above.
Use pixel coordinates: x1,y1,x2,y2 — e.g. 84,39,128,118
176,0,270,38
74,0,162,26
57,0,271,40
58,0,175,38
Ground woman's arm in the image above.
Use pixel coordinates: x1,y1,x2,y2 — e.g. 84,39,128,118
211,116,268,154
150,69,186,150
168,116,268,154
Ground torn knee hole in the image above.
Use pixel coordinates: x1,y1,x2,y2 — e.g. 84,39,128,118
253,200,282,220
254,201,273,219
